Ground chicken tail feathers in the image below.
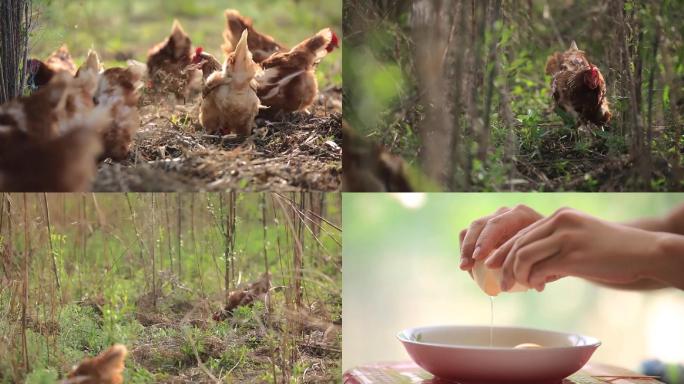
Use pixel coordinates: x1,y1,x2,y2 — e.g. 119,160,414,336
228,29,257,86
222,9,249,56
293,28,338,61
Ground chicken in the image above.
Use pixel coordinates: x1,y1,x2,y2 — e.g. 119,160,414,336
213,273,271,321
146,19,200,99
190,47,222,79
82,50,146,161
200,30,261,137
342,122,413,192
0,72,107,191
547,41,611,126
222,9,286,63
545,41,589,76
257,28,339,115
63,344,128,384
27,45,77,89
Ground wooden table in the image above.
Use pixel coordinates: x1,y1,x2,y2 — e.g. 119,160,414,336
343,361,664,384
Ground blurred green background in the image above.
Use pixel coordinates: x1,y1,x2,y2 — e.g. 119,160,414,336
343,193,684,372
30,0,341,86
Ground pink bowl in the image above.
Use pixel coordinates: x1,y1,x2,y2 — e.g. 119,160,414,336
398,325,600,384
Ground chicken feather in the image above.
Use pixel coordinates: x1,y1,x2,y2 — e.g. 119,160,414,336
200,30,261,137
257,28,339,115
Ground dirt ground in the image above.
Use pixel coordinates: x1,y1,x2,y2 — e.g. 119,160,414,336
93,86,342,192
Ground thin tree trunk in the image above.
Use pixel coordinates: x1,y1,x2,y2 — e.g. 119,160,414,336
42,194,61,294
177,194,182,280
479,0,502,165
0,0,32,103
412,0,454,187
21,194,29,373
151,194,157,308
645,12,660,180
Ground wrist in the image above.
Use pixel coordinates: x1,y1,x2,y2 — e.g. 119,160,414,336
651,233,684,287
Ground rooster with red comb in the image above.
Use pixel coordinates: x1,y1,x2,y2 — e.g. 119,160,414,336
190,46,222,79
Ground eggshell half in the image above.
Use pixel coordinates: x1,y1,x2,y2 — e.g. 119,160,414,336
471,259,528,296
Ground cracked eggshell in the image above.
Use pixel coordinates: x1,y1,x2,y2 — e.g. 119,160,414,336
471,259,528,296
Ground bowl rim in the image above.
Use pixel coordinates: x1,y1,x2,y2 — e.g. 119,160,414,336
397,324,602,351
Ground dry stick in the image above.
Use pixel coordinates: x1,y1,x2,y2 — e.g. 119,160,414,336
645,15,660,178
151,194,157,308
190,195,204,295
261,194,270,298
42,194,61,295
292,193,304,309
448,1,466,190
479,0,502,165
220,194,230,301
273,192,342,240
164,194,171,272
272,195,293,382
176,193,182,280
79,194,86,295
205,195,224,286
276,196,339,260
21,194,29,373
617,0,644,183
125,193,150,292
229,191,236,291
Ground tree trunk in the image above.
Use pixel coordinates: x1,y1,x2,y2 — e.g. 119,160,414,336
0,0,32,104
412,0,454,188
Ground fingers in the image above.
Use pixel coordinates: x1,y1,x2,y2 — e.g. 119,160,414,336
528,257,566,288
474,208,531,265
485,217,545,269
503,234,562,290
459,207,510,270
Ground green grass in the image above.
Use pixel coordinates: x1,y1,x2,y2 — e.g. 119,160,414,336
0,193,342,383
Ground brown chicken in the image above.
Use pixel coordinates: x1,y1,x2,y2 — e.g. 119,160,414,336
342,122,413,192
257,28,339,115
547,41,611,126
27,45,77,89
0,72,107,191
200,30,261,137
190,47,222,79
222,9,286,63
213,273,271,321
84,50,146,161
63,344,128,384
146,19,200,99
545,41,589,76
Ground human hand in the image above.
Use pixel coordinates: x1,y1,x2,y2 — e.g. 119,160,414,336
484,208,662,291
459,205,543,270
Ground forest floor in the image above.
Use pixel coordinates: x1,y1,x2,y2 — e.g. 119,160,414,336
8,273,342,383
93,88,342,192
377,93,669,192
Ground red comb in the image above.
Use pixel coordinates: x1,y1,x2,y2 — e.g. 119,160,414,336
326,31,340,53
192,47,204,63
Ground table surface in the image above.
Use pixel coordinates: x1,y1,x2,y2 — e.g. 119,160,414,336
343,361,664,384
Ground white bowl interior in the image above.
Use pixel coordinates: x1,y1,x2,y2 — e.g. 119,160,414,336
398,326,601,383
399,325,599,349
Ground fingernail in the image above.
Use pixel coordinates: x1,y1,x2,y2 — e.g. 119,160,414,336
472,246,481,260
459,258,469,268
484,255,495,266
